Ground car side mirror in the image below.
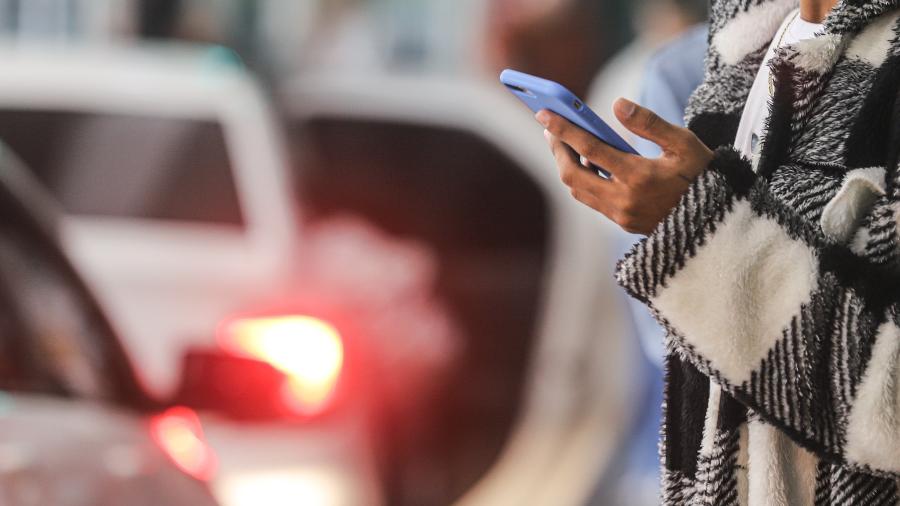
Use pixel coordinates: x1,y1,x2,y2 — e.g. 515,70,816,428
171,348,291,421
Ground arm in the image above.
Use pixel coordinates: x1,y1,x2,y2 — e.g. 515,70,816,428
538,101,900,475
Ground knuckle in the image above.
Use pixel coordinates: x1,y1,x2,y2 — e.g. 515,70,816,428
570,188,592,207
560,167,577,187
547,115,566,135
675,129,695,149
584,142,606,163
549,143,562,161
642,111,660,132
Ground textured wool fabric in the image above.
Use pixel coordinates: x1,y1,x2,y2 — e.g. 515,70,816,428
616,1,900,504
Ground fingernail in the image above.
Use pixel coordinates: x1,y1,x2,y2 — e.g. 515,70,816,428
535,110,551,127
615,98,636,118
543,129,551,141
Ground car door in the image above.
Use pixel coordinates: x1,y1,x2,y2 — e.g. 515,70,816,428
0,182,218,506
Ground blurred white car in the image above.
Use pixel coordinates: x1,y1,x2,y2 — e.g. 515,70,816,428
0,44,298,396
0,44,383,506
0,144,219,506
0,43,642,506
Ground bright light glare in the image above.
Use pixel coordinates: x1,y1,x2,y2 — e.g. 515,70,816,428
150,407,217,481
215,467,351,506
221,316,344,414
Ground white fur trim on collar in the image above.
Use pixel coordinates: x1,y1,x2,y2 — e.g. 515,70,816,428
786,34,843,73
712,0,799,66
845,10,900,66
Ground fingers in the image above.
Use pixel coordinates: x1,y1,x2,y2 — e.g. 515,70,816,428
546,129,595,188
545,130,614,214
613,98,687,152
536,110,637,180
537,103,708,235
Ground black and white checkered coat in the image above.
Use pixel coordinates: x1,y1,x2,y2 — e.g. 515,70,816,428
616,0,900,503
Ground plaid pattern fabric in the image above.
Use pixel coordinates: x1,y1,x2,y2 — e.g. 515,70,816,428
616,1,900,503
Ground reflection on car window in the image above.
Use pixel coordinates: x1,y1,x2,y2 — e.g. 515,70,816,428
0,225,111,399
0,109,243,227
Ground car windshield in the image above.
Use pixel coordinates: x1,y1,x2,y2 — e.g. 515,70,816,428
0,109,243,227
0,205,120,400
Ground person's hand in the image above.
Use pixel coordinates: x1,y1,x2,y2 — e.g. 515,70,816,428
536,98,713,235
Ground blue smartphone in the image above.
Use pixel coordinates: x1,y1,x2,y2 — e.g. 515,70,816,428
500,69,639,160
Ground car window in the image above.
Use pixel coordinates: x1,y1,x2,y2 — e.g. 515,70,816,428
288,118,550,504
0,215,116,399
0,109,244,227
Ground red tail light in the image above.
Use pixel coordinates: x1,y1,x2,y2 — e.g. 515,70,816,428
219,315,344,415
150,407,217,481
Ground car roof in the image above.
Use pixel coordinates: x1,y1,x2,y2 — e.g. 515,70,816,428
0,42,259,115
0,41,246,79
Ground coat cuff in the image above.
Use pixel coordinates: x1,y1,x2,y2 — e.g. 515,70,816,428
615,146,754,304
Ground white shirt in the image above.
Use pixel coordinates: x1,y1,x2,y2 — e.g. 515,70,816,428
733,10,823,166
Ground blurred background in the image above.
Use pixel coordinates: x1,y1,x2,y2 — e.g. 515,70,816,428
0,1,707,505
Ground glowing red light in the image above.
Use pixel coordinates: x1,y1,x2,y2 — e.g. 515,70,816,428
219,315,344,415
150,407,217,481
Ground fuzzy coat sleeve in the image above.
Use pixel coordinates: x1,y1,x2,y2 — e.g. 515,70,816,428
615,143,900,476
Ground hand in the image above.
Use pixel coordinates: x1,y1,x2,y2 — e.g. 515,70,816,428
536,98,713,235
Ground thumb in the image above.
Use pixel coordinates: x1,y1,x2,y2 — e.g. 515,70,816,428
614,98,682,151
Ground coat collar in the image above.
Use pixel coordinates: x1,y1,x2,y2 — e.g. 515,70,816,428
779,0,900,75
706,0,899,68
824,0,900,34
687,0,900,158
756,1,900,177
786,1,900,87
